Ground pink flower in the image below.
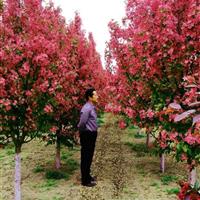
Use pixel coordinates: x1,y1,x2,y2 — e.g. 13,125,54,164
39,81,49,93
105,104,111,112
5,105,11,111
169,132,178,141
19,62,30,77
181,153,187,161
50,126,58,133
168,114,176,122
160,142,167,149
118,120,126,129
34,53,49,66
12,116,16,121
124,107,134,118
139,110,146,119
160,130,167,140
44,104,53,113
25,90,32,96
3,100,10,106
184,133,196,145
146,109,154,119
0,77,5,86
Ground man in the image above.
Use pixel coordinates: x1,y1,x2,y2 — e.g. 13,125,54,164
78,88,98,187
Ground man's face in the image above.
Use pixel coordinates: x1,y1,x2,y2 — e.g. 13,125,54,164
89,91,98,103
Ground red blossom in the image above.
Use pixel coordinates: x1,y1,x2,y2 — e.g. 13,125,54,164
118,120,126,129
44,105,53,113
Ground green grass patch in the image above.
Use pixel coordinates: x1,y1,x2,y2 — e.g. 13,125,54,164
52,197,64,200
6,149,15,155
34,179,58,190
97,117,105,126
66,158,79,172
44,158,78,180
45,170,69,180
161,175,178,185
128,125,138,130
125,141,158,157
165,187,179,195
61,151,73,160
33,165,45,173
4,143,15,149
127,131,146,139
133,133,146,139
125,142,149,153
0,153,5,158
61,154,68,160
0,152,6,161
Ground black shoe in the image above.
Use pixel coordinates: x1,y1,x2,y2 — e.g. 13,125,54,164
90,176,97,182
82,182,96,187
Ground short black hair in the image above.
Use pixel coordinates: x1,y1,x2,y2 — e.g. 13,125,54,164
85,87,95,101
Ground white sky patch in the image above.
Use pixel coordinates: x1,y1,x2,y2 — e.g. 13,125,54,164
51,0,126,66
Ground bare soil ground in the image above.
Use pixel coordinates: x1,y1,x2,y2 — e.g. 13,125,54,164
0,113,197,200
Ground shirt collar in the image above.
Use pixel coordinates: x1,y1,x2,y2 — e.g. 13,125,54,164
87,101,95,109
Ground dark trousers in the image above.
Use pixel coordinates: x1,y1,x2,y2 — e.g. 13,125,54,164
80,130,97,184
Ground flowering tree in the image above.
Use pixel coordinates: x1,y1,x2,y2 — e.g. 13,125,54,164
0,1,108,199
106,0,200,172
45,14,108,169
0,0,81,199
163,74,200,186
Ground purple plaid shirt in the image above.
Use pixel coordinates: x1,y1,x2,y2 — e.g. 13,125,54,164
78,102,98,132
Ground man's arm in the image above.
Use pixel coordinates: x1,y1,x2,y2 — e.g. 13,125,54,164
78,109,90,130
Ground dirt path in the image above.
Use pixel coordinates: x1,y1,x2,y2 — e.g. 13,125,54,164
66,113,183,200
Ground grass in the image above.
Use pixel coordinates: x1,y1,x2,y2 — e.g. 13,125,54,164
161,175,178,185
128,125,138,130
61,151,73,160
45,170,69,180
97,117,105,127
34,179,58,190
125,142,149,153
6,149,15,155
4,143,15,149
52,197,64,200
125,142,149,157
124,141,158,157
33,165,45,173
128,132,146,139
165,187,179,195
134,133,146,139
0,153,5,159
66,158,79,172
43,156,78,180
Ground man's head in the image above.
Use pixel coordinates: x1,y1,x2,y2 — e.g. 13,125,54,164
85,87,98,104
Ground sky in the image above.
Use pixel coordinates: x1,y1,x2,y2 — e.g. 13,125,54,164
51,0,126,66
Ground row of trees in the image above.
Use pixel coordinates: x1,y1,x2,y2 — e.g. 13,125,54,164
106,0,200,196
0,0,108,199
1,0,199,199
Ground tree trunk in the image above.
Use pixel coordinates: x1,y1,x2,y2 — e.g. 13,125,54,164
188,167,197,186
146,127,153,148
15,149,21,200
159,153,165,173
55,135,61,169
146,131,150,148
